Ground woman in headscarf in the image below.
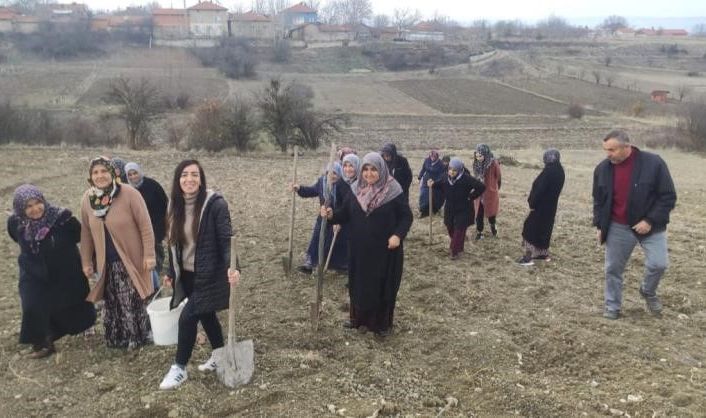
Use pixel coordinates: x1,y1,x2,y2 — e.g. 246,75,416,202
321,152,413,337
472,143,502,240
80,157,155,349
517,149,565,266
380,143,413,200
291,161,349,274
111,157,128,184
7,185,96,359
159,160,239,390
417,149,446,217
428,158,485,259
125,162,169,279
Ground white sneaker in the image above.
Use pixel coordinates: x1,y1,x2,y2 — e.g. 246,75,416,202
159,365,188,390
197,353,218,372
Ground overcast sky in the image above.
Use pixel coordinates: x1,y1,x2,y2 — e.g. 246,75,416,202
73,0,706,22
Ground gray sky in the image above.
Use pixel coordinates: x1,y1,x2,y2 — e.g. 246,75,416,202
73,0,706,22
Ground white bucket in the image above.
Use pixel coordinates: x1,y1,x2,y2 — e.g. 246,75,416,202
147,296,186,346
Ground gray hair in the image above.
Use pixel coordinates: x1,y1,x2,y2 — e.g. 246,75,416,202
603,129,630,144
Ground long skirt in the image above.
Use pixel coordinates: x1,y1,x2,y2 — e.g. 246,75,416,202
418,184,444,216
349,302,395,334
103,261,151,348
522,239,550,259
305,217,349,271
19,285,95,346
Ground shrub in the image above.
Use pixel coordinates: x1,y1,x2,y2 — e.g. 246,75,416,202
687,71,701,77
162,92,191,110
681,103,706,149
12,22,107,59
567,103,585,119
630,100,645,117
187,98,258,152
190,37,257,79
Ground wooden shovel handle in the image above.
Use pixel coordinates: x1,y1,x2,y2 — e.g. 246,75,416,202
228,236,238,344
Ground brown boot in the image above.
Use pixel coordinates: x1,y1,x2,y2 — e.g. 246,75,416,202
28,343,55,359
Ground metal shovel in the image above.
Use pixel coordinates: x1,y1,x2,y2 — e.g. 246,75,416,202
214,236,254,388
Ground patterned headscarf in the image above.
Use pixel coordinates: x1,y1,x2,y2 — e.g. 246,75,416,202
351,152,403,215
12,184,65,254
88,156,119,218
111,157,127,184
448,158,465,185
124,161,144,188
543,148,561,165
342,153,360,185
473,143,494,180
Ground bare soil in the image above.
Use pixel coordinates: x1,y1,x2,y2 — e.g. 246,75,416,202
0,145,704,417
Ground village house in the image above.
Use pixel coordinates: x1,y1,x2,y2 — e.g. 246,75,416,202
277,2,317,37
12,15,41,34
371,26,398,41
152,8,189,40
614,27,636,38
0,7,17,33
35,2,89,27
403,21,445,42
650,90,670,103
288,22,354,43
230,11,273,40
91,14,151,33
187,1,228,39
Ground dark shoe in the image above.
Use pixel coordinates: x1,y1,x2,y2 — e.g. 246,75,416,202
532,255,551,262
296,264,313,274
490,224,497,237
475,232,483,241
639,288,662,316
375,329,392,338
342,320,356,329
515,255,534,266
603,309,620,320
28,344,55,359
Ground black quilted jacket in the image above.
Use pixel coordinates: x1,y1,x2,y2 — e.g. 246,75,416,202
168,191,233,314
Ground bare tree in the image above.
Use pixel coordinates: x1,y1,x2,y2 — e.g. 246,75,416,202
577,68,586,81
592,70,602,84
676,84,692,102
252,0,268,14
601,15,629,34
266,0,290,15
393,7,421,35
106,77,159,149
605,73,616,87
321,0,372,25
373,14,390,28
604,55,612,66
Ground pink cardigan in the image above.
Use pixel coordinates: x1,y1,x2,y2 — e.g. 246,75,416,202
80,185,156,302
474,160,502,218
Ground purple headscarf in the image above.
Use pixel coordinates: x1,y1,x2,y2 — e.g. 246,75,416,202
12,184,65,254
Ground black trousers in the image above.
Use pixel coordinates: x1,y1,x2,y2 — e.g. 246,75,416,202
475,202,496,232
175,271,224,366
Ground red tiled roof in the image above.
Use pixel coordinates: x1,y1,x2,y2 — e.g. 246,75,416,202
188,1,227,11
661,29,688,35
232,11,270,22
283,2,316,13
0,11,17,20
152,8,187,15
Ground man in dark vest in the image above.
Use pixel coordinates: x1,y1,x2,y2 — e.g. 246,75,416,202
593,130,676,320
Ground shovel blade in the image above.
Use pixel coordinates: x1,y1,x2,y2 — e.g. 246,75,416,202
214,339,255,388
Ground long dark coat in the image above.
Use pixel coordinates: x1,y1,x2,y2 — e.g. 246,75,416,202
418,157,446,215
168,192,233,314
434,173,486,229
522,162,565,249
298,176,349,269
331,191,413,330
135,176,168,243
7,211,96,345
